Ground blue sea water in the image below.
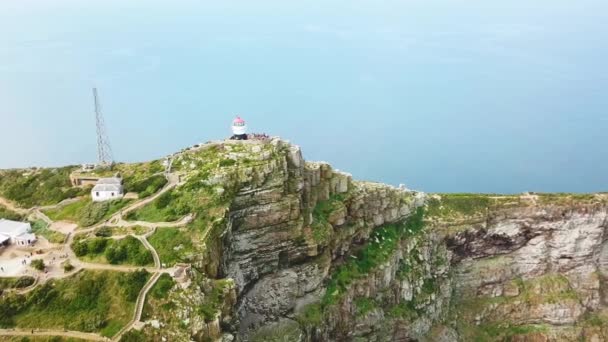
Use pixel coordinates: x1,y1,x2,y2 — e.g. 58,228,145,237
0,0,607,193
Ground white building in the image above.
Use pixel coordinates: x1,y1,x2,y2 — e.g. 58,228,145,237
92,177,124,202
231,116,248,140
0,219,36,247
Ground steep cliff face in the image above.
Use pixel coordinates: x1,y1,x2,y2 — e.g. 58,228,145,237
218,141,433,340
444,199,608,341
139,139,608,342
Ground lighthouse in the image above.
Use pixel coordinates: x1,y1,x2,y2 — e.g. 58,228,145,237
231,116,248,140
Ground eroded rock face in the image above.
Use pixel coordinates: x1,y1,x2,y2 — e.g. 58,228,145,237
218,141,425,339
176,139,608,341
447,204,608,341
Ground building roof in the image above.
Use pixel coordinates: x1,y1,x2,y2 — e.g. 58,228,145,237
14,233,36,241
0,219,31,236
92,184,123,192
97,177,122,185
0,234,10,244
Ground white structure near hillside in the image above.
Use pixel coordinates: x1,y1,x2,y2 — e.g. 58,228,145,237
92,177,124,202
0,219,36,247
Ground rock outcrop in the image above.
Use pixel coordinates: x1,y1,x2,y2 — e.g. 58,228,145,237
140,139,608,342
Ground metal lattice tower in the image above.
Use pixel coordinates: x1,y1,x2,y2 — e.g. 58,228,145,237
92,88,114,166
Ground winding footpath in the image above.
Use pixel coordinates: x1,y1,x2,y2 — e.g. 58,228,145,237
0,328,108,341
0,173,185,341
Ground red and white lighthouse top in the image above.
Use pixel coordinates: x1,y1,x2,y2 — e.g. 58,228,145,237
233,116,246,126
232,116,247,135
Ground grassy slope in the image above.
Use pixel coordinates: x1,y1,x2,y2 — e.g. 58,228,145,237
30,220,65,244
71,236,153,266
43,199,88,222
44,198,132,227
0,167,86,207
1,269,149,338
0,205,24,221
148,228,194,266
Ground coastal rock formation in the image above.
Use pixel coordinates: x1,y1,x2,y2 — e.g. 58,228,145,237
136,139,608,341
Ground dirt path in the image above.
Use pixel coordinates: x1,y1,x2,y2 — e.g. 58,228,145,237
32,209,53,225
121,174,179,217
112,272,163,341
1,175,179,341
0,196,29,215
0,328,108,341
138,233,161,269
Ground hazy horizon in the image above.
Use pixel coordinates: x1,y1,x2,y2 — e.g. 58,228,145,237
1,0,607,193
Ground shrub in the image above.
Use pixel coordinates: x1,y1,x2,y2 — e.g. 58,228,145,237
219,159,236,167
150,273,175,299
119,269,149,301
72,240,89,257
0,205,23,221
123,175,167,195
95,226,112,237
105,244,127,264
78,201,110,227
155,191,172,209
0,167,78,207
88,238,108,254
14,276,35,288
119,329,147,342
30,259,45,271
63,261,75,273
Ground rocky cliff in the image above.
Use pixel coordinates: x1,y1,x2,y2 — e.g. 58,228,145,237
140,139,608,342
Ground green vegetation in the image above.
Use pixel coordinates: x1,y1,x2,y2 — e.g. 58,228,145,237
43,198,131,227
295,303,323,327
461,323,549,342
426,193,492,219
309,194,349,244
149,273,175,299
30,220,65,244
0,167,87,207
452,274,580,341
126,189,189,222
0,205,23,220
0,276,35,291
148,228,194,266
43,199,88,222
30,259,45,271
0,270,149,337
323,208,425,307
123,174,167,198
250,320,303,342
5,337,90,342
354,297,377,316
386,301,418,320
118,329,147,342
63,260,74,273
198,279,234,322
71,236,153,266
537,192,607,205
94,226,148,237
78,199,132,227
297,208,426,327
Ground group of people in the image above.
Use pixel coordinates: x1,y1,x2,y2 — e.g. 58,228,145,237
228,133,271,141
249,133,271,140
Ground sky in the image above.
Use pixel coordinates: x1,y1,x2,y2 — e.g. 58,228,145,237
0,0,607,193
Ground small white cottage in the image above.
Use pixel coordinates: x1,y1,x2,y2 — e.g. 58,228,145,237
92,177,124,202
0,219,36,247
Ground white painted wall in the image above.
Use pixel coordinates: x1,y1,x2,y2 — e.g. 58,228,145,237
92,190,124,202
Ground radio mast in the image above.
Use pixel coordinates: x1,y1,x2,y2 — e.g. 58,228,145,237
93,88,114,167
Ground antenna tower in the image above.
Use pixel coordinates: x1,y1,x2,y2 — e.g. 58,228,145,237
93,88,114,166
